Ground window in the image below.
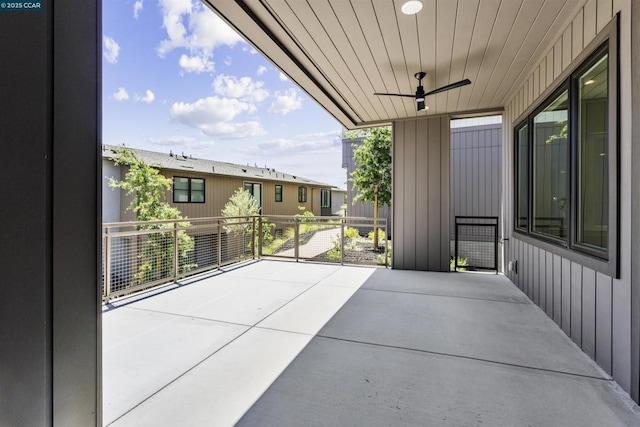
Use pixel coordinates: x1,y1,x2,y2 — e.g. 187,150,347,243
298,186,307,203
320,188,331,208
243,182,262,211
514,43,614,262
532,88,568,240
275,185,282,202
173,177,204,203
576,54,609,252
515,123,529,232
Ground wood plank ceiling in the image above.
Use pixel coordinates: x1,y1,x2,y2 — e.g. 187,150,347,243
206,0,587,129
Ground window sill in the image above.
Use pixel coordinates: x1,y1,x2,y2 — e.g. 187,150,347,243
512,230,617,278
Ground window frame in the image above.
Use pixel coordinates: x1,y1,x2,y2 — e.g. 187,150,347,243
512,32,618,278
173,176,205,204
243,181,263,212
298,186,307,203
275,185,283,202
320,188,331,208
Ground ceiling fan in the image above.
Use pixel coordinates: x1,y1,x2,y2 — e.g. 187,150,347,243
374,72,471,111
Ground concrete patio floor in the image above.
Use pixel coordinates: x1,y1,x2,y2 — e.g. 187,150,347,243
103,260,640,426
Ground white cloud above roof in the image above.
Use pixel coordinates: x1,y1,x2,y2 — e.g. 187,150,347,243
178,54,214,73
213,74,269,103
257,66,267,76
157,0,243,74
113,87,129,101
170,96,265,137
137,90,155,104
133,0,143,18
103,36,120,64
268,89,302,115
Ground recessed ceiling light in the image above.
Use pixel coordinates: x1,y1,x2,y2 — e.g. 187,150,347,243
402,0,423,15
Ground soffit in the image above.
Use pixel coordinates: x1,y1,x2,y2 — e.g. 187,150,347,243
206,0,587,129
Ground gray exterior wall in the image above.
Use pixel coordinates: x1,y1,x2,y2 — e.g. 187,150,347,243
346,123,502,243
393,117,450,271
449,123,502,239
503,4,639,402
0,0,101,425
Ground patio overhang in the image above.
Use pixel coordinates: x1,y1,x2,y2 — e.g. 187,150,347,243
205,0,587,129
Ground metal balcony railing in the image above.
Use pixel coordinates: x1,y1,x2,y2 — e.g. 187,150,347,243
102,215,389,303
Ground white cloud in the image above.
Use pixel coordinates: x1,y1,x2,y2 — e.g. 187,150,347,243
268,89,303,115
113,87,129,101
137,90,155,104
213,74,269,103
256,131,342,155
149,135,195,146
257,66,267,76
278,71,289,81
133,0,143,18
224,56,232,66
157,0,243,73
178,54,214,73
170,96,265,137
103,36,120,64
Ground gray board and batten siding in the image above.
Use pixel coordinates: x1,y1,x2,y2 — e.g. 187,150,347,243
343,122,502,244
503,6,637,400
449,123,502,240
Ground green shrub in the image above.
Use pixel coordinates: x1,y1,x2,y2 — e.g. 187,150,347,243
450,257,469,271
327,236,341,260
376,245,391,266
345,227,360,239
367,228,386,241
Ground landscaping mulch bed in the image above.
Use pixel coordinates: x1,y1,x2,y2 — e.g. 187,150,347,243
311,238,389,266
272,230,317,254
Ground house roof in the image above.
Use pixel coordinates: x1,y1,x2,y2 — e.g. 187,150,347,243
102,145,333,187
205,0,585,129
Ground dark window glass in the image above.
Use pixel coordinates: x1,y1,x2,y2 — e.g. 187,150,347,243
576,54,608,251
298,186,307,203
243,182,262,210
532,89,568,240
191,178,205,203
275,185,282,202
516,124,529,231
173,177,191,203
320,189,331,208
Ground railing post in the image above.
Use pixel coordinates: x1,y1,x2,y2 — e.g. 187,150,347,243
217,219,222,268
173,222,179,280
294,217,299,262
340,218,345,265
258,216,263,258
251,217,256,259
384,220,389,268
104,228,111,302
454,217,459,272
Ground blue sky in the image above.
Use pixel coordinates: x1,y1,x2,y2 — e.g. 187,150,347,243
102,0,346,188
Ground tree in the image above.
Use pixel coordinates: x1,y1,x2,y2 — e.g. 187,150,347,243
221,188,274,254
348,126,392,250
109,147,196,283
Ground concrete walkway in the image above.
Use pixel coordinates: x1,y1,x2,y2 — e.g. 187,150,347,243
103,261,640,426
276,227,340,258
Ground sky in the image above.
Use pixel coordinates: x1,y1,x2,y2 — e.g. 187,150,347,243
102,0,346,188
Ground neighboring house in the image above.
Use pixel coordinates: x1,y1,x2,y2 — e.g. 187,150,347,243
102,145,336,222
330,188,347,217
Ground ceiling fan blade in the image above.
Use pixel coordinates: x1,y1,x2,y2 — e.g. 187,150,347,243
424,79,471,97
373,92,416,98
